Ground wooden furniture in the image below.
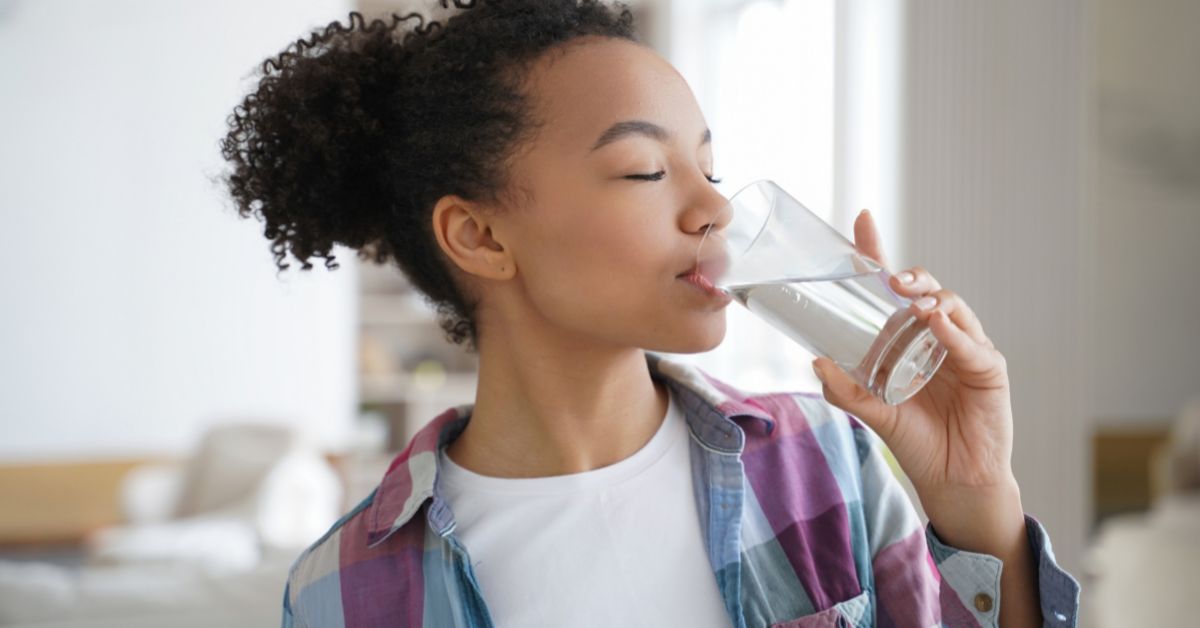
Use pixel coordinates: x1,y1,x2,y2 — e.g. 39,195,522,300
0,458,167,547
1092,424,1172,526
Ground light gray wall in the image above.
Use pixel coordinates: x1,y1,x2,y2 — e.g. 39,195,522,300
0,0,358,460
1089,0,1200,426
901,0,1090,574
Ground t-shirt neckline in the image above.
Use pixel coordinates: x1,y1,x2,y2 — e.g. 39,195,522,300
437,387,684,496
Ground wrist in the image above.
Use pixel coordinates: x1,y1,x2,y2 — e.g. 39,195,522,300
922,476,1028,557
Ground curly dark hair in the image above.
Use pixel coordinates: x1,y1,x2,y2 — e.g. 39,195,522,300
218,0,638,349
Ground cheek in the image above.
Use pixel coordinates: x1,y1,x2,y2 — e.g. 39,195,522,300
530,206,662,277
519,218,667,320
538,228,657,298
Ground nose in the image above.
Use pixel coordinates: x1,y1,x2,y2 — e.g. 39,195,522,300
680,182,732,236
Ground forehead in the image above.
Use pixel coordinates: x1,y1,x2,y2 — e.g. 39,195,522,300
520,37,707,152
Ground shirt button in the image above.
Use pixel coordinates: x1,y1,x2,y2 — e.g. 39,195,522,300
974,593,994,613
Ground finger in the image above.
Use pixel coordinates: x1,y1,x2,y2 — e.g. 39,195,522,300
812,356,901,441
909,289,993,349
910,290,993,348
853,210,891,270
890,265,943,296
925,309,1007,376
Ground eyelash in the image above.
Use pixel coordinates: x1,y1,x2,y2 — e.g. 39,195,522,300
627,170,723,184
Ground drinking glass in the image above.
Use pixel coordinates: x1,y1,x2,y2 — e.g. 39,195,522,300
696,179,947,405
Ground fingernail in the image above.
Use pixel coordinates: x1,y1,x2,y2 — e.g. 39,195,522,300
914,295,938,310
897,271,915,284
860,209,871,218
812,360,826,383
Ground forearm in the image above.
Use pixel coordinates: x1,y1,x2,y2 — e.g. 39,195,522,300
923,479,1042,627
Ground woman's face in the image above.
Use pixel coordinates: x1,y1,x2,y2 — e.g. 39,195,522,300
480,36,732,353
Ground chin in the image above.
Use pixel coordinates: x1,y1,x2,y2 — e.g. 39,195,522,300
646,314,727,354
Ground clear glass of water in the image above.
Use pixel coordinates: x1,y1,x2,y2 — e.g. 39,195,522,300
697,179,948,405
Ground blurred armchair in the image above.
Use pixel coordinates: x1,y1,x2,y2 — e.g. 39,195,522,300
85,422,343,570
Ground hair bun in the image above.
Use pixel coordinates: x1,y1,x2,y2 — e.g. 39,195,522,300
220,1,637,347
221,12,431,271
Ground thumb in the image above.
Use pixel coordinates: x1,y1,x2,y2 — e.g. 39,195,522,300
812,357,900,440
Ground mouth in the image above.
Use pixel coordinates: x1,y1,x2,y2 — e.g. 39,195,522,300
677,258,732,305
678,268,717,291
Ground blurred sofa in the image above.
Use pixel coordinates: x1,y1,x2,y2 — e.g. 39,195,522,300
0,423,343,627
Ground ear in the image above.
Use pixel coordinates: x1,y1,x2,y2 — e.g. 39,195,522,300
431,194,516,281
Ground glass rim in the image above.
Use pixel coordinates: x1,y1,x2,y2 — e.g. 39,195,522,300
708,178,780,260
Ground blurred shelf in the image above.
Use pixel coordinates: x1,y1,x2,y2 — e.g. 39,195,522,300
357,259,416,293
356,258,480,449
359,294,438,327
360,372,477,405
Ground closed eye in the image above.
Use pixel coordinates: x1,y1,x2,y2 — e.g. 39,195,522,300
625,170,723,184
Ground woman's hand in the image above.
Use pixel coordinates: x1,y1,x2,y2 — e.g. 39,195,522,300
812,210,1040,626
811,210,1025,540
812,210,1015,500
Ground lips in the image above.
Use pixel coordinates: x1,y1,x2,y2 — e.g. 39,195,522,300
680,269,717,292
677,252,730,287
677,253,732,304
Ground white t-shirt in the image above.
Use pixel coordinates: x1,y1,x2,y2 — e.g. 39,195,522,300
438,387,733,628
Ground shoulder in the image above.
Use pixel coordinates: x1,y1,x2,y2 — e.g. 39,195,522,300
711,373,868,451
284,491,376,618
735,387,871,481
651,353,863,437
665,360,873,474
285,484,432,626
283,407,466,623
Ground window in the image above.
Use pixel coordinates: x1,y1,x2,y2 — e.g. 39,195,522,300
660,0,837,393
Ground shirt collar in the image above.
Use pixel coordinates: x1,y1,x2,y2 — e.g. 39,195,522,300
363,352,776,547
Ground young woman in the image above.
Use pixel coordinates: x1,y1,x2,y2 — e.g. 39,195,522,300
220,1,1079,626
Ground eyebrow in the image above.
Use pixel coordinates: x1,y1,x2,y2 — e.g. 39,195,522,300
589,120,712,152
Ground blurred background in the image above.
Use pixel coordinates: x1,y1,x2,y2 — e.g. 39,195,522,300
0,0,1195,625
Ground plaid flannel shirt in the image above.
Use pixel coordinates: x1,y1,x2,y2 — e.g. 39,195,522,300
283,353,1080,627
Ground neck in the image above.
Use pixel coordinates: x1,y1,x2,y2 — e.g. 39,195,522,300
445,325,668,479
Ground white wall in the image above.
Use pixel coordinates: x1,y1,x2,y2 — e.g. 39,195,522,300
0,0,357,461
1089,0,1200,426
